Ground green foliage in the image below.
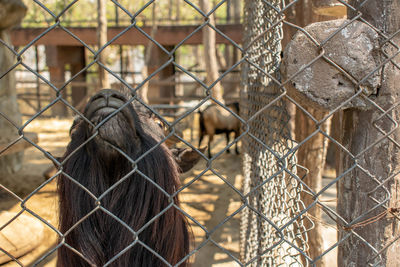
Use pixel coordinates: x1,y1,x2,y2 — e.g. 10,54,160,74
20,0,241,79
22,0,237,27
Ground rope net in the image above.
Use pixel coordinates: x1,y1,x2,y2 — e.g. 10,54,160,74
240,1,309,265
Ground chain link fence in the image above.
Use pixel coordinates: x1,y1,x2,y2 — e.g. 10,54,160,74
0,0,399,266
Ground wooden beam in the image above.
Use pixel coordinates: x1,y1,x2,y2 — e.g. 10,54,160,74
10,24,242,46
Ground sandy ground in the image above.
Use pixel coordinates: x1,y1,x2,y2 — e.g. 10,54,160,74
0,119,69,267
0,116,338,266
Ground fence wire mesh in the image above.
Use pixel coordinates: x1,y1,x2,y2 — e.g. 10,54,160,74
0,0,399,267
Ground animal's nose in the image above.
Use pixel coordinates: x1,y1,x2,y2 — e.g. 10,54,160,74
95,89,126,105
85,89,128,120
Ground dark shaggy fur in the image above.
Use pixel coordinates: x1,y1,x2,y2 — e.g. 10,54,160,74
57,89,191,267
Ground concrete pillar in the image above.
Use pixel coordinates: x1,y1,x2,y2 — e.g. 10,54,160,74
68,47,86,106
46,46,67,116
147,45,175,104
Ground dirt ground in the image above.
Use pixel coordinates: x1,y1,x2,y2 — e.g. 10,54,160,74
0,116,337,266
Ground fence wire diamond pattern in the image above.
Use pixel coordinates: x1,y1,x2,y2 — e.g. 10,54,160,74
0,0,399,266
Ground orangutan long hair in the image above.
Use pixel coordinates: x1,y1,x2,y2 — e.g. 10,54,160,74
56,89,191,267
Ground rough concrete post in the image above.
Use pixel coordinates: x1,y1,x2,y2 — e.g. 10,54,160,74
337,1,400,266
0,0,26,175
282,20,381,112
281,18,384,266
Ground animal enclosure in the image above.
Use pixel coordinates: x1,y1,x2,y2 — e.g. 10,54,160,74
0,0,399,267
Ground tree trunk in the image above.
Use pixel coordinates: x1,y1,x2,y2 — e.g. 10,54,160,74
296,108,330,267
287,2,329,265
337,1,400,266
97,0,109,89
232,0,241,59
139,2,158,103
200,0,224,104
215,46,227,71
139,46,150,103
0,0,26,175
0,31,23,175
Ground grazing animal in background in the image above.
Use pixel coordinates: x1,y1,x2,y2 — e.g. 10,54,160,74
56,89,195,267
198,102,240,157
